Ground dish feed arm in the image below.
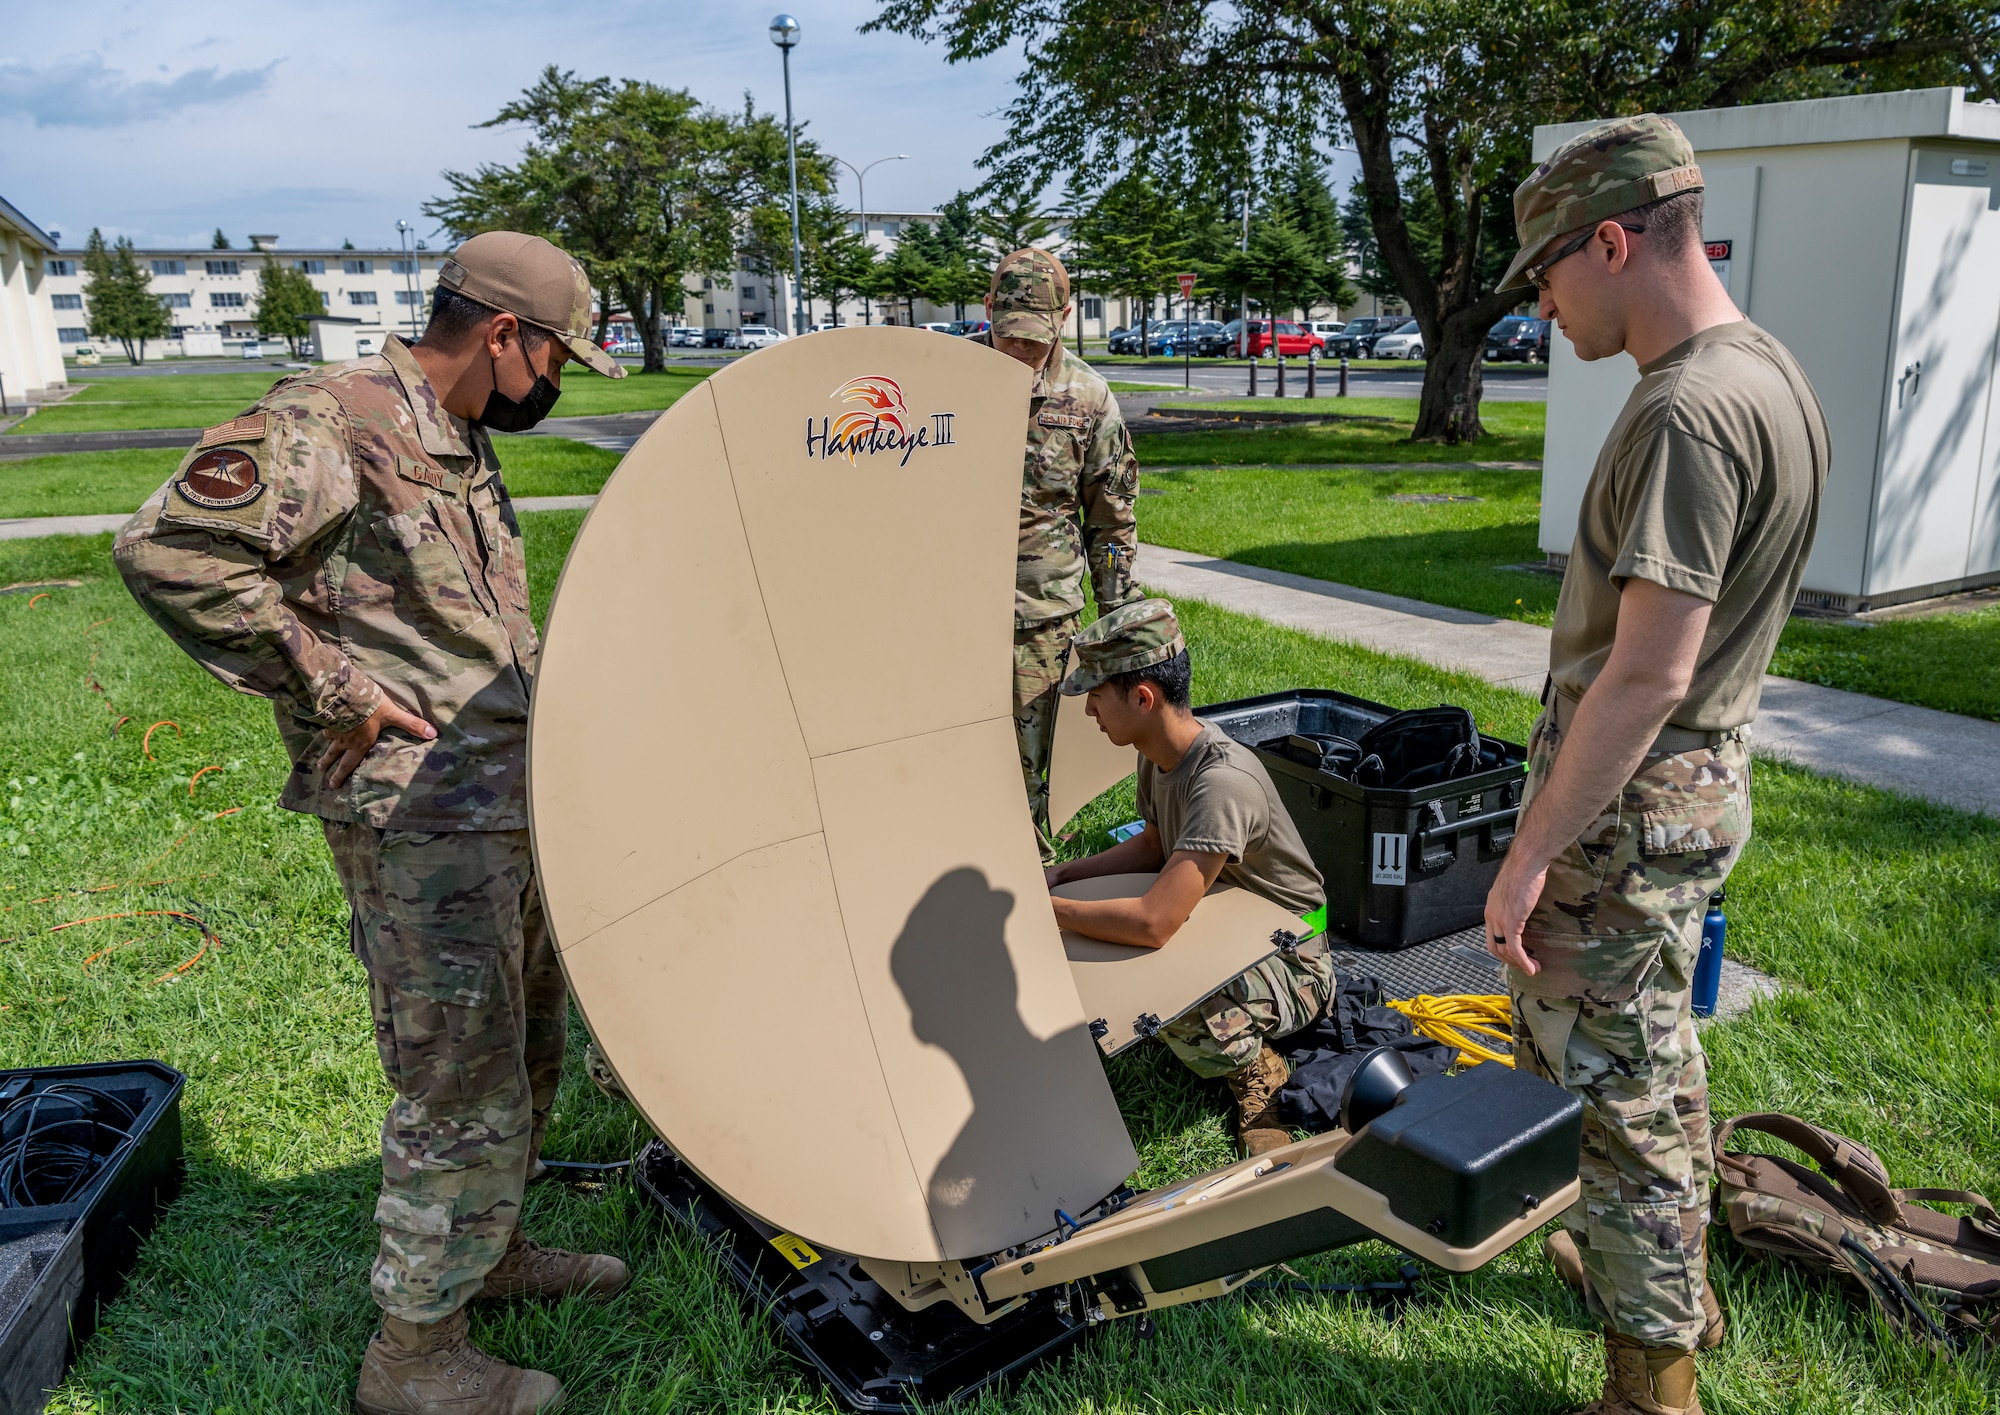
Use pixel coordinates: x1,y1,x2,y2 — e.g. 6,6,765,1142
976,1063,1584,1319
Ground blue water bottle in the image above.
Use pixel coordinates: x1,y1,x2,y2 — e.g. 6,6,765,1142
1692,890,1726,1017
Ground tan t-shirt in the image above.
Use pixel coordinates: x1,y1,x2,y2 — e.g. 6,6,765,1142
1549,321,1828,728
1136,721,1325,917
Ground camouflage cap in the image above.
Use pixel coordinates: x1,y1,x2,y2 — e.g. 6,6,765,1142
1060,598,1185,695
436,231,627,378
1497,114,1704,293
988,247,1070,344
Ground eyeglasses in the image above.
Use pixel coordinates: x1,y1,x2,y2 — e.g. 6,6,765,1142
1526,222,1646,290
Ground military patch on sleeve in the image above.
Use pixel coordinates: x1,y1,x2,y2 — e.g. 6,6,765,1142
175,447,265,509
197,413,267,449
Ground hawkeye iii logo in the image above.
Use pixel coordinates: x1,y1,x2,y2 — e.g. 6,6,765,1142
805,374,956,467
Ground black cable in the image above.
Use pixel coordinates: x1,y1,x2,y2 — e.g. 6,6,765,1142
0,1083,141,1209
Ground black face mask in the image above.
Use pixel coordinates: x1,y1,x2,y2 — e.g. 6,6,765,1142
478,337,561,432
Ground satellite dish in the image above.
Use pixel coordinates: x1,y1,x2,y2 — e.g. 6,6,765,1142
529,329,1136,1261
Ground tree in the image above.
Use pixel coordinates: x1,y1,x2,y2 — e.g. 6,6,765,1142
868,0,1997,444
974,192,1055,254
428,67,813,371
256,261,323,355
905,196,989,319
1066,167,1189,354
870,236,940,325
82,229,170,366
211,228,231,250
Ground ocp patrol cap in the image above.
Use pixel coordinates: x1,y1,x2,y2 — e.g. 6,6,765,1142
989,247,1070,344
1497,113,1704,293
436,230,627,378
1060,598,1186,695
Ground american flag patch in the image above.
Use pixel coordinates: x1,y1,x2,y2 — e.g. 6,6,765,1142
197,413,267,449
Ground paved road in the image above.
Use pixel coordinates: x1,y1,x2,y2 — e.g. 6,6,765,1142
1095,360,1549,402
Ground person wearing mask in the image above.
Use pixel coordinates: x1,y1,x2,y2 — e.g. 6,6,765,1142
117,231,632,1415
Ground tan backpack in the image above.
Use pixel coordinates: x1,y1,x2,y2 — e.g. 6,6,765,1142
1714,1113,2000,1350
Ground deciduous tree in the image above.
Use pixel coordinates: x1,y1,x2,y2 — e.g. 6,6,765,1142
255,261,322,355
869,0,1996,443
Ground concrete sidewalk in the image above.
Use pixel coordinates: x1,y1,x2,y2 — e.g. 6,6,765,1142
1139,542,2000,820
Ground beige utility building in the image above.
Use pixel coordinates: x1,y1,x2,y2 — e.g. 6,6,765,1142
0,195,67,410
1539,86,2000,610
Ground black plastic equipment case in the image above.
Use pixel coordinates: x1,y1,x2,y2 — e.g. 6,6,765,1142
0,1061,186,1415
1334,1063,1583,1247
1197,689,1527,950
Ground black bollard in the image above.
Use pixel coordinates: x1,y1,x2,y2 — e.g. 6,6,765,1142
1307,354,1318,399
1276,355,1286,399
1248,358,1258,397
1339,357,1350,398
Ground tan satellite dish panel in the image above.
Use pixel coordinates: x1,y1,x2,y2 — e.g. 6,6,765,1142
1052,874,1299,1056
1046,688,1138,835
531,328,1136,1262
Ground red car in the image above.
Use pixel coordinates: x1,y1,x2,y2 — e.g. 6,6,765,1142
1244,320,1323,357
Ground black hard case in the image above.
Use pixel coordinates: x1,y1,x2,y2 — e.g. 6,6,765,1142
0,1061,186,1415
1196,689,1527,949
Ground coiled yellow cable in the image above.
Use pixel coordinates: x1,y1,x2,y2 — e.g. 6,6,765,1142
1386,994,1516,1068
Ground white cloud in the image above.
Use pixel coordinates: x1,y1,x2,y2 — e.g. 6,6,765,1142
0,54,278,129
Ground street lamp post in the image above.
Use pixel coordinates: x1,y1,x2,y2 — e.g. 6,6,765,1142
769,15,807,338
831,153,909,326
396,219,420,338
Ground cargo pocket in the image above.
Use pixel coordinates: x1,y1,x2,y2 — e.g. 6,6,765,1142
1511,928,1665,1005
354,911,517,1107
1637,748,1749,857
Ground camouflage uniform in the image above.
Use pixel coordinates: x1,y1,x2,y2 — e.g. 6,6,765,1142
979,249,1142,853
1507,709,1749,1351
1161,947,1334,1078
114,331,565,1324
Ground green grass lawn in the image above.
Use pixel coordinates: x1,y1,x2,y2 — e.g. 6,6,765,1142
0,438,622,519
1769,609,2000,723
10,368,708,438
2,524,1993,1413
1133,399,1547,469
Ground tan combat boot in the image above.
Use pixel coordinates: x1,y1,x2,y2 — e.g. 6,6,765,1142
353,1308,564,1415
1225,1044,1294,1157
1544,1229,1725,1350
477,1231,630,1303
1578,1330,1702,1415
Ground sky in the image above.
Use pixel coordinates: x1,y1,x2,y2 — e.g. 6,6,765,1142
0,1,1036,252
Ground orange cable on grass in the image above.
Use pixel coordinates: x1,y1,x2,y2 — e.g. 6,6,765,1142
142,720,181,759
111,715,131,735
27,593,49,608
188,766,223,797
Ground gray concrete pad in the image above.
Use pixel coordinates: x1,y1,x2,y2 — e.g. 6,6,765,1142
1136,541,2000,819
0,513,129,540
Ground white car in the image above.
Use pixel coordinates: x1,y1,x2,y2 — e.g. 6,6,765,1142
803,322,846,334
670,327,704,348
1371,321,1426,359
918,322,954,334
727,325,788,350
1305,320,1346,344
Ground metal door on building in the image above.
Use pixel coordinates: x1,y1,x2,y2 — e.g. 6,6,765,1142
1872,148,2000,594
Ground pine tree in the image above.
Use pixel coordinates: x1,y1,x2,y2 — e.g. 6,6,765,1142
211,228,231,250
83,229,171,365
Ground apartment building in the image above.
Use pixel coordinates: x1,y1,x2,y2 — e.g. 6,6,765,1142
41,234,446,359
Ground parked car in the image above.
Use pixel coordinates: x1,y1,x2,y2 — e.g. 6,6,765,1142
1327,316,1396,358
802,322,845,334
241,341,264,359
727,325,788,349
1145,322,1199,356
1197,319,1245,357
917,321,955,334
1486,315,1550,362
71,346,101,366
1372,320,1425,360
948,319,990,337
702,327,730,348
670,327,705,347
1107,322,1160,355
1242,320,1323,358
1305,320,1346,345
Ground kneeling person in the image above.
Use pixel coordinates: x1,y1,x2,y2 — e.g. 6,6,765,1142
1043,601,1330,1156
